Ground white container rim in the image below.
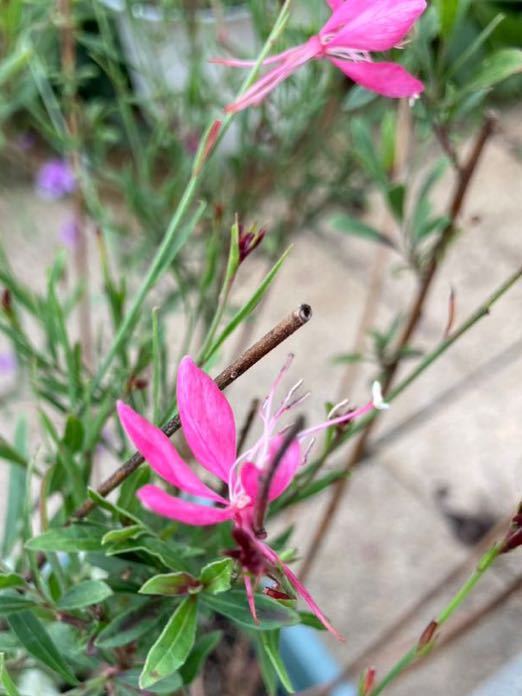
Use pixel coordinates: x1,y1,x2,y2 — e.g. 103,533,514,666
99,0,251,24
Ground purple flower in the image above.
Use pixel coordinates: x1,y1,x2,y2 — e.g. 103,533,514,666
36,159,76,200
0,352,17,376
59,216,80,248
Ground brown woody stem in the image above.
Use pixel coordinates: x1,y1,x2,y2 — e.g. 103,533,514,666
72,304,312,520
299,113,498,582
252,415,305,539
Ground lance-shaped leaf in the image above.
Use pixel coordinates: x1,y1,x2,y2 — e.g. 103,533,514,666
0,596,37,615
57,581,113,610
179,630,222,684
102,525,146,545
467,48,522,92
331,213,395,249
260,631,294,693
139,572,202,597
0,652,20,696
200,558,234,594
201,590,299,630
140,597,198,689
26,524,105,553
7,611,78,685
95,599,167,649
0,438,27,468
0,575,24,590
202,247,291,363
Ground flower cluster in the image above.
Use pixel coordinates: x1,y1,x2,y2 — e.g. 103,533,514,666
118,355,388,638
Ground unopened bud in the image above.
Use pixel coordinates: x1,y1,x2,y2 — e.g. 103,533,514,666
128,376,148,391
418,619,438,651
192,119,222,175
264,587,292,601
238,223,266,263
500,504,522,553
1,289,12,315
359,666,376,695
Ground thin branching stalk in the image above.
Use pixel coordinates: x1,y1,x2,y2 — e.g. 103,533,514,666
57,0,93,367
88,0,294,397
299,112,499,581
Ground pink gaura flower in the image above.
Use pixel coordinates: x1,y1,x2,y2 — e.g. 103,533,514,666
117,355,388,639
213,0,426,112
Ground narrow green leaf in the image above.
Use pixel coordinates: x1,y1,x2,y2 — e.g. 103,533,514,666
2,419,27,556
139,572,202,597
179,630,222,684
200,558,233,595
0,438,27,468
203,247,291,362
201,591,299,630
139,597,198,689
0,575,24,590
260,631,294,693
104,535,187,569
87,487,143,525
26,524,105,553
0,596,37,615
0,634,19,652
151,307,162,424
387,183,406,222
57,580,113,610
298,611,327,631
63,416,84,452
332,352,365,365
434,0,460,35
0,652,20,696
7,611,78,685
95,600,167,649
331,214,395,248
448,13,505,79
0,41,31,87
102,525,145,545
467,48,522,92
351,118,386,186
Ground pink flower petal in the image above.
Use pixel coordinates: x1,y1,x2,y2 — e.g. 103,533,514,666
225,38,321,113
117,401,226,504
244,574,259,624
267,436,301,500
240,437,301,503
177,356,237,482
261,543,344,640
330,58,424,97
323,0,426,52
280,562,345,641
137,485,233,525
211,44,303,68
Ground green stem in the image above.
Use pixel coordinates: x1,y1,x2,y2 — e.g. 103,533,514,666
88,0,293,397
368,545,501,696
295,265,522,489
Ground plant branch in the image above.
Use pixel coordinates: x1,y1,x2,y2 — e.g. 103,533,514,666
57,0,93,368
299,112,498,581
72,304,312,519
316,513,513,693
252,415,304,539
367,543,502,696
88,0,293,396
